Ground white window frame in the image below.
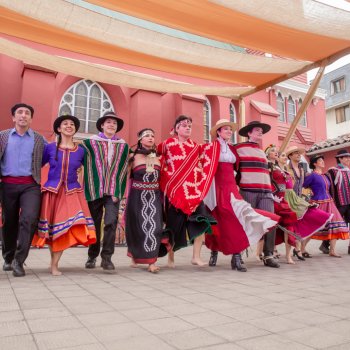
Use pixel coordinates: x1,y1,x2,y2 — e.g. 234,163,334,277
203,99,212,143
59,79,114,134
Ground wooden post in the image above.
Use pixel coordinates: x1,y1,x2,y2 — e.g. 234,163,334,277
238,98,245,143
279,63,326,152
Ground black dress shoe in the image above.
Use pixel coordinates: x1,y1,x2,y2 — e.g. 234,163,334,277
101,258,115,270
293,249,305,261
348,246,350,255
263,255,280,268
209,251,218,267
85,257,96,269
231,254,247,272
12,260,25,277
3,261,13,271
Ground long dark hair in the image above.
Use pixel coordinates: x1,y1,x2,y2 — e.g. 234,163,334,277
55,134,62,161
129,128,157,163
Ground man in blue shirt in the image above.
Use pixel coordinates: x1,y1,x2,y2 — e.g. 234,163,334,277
0,103,45,277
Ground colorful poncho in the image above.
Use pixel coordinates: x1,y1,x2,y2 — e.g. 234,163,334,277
82,136,129,202
158,137,218,215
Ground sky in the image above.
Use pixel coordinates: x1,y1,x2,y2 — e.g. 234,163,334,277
307,54,350,83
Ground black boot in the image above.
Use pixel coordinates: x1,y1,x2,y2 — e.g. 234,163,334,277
263,254,280,268
12,260,25,277
101,257,115,270
231,254,247,272
319,240,330,254
209,251,218,267
85,257,96,269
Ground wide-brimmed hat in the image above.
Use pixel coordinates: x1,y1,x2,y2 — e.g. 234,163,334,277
309,154,324,169
335,149,350,158
238,121,271,137
210,118,238,139
96,111,124,133
53,115,80,135
286,145,305,158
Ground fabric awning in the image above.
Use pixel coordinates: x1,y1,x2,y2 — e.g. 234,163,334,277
0,0,349,98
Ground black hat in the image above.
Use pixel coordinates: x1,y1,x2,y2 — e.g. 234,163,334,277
96,111,124,133
53,115,80,135
238,121,271,137
11,103,34,117
309,154,324,169
335,149,350,158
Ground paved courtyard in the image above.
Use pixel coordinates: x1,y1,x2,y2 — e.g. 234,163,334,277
1,239,350,350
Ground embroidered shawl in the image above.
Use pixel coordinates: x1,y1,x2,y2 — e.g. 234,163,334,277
82,137,129,202
158,137,218,215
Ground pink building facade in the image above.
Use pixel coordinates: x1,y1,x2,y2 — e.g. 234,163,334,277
0,54,327,153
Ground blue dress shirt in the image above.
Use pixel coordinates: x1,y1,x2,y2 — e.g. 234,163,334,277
1,128,35,176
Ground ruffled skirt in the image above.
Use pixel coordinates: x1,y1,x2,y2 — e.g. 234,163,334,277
32,187,96,252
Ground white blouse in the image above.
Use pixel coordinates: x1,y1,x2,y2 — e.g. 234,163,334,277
218,137,236,163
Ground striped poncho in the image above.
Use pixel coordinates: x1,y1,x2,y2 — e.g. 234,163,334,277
82,136,129,202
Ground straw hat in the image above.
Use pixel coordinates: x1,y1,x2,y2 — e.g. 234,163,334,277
285,145,305,158
210,119,238,139
238,121,271,137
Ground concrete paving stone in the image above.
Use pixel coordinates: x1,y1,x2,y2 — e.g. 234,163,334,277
77,311,129,327
146,295,189,307
108,299,151,311
217,306,270,321
161,287,201,296
129,289,173,300
160,328,226,350
23,307,72,320
199,343,246,350
120,306,172,321
325,343,350,350
0,310,24,323
281,297,328,310
19,298,63,310
318,320,350,337
179,293,221,304
179,310,233,327
199,300,242,312
104,334,175,350
253,301,299,315
236,334,315,350
205,321,270,342
139,316,196,335
27,315,82,333
89,322,150,342
316,305,350,319
0,334,38,350
286,310,341,325
161,303,208,316
57,344,105,350
52,289,91,298
0,320,30,338
0,302,20,312
64,302,112,315
34,328,97,350
247,315,308,333
282,326,350,349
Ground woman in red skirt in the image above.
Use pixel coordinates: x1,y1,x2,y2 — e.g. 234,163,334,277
204,119,279,272
33,115,96,275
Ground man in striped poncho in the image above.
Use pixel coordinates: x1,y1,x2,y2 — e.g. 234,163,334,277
233,121,279,268
82,112,129,271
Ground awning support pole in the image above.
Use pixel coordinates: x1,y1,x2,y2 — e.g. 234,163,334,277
238,98,245,143
279,62,326,152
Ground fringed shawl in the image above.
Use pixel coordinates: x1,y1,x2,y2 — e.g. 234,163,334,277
158,137,218,215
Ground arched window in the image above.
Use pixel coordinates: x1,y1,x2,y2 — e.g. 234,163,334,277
287,96,296,124
276,93,285,122
298,98,307,127
203,99,211,143
229,102,237,143
59,80,114,134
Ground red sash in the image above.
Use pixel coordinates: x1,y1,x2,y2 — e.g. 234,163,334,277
159,138,219,215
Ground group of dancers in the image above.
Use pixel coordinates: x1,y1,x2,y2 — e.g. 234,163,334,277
1,103,349,277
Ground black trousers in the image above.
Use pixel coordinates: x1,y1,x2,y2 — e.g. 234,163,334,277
1,182,41,264
88,196,120,260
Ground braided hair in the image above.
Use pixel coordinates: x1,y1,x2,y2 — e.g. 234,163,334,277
55,133,62,161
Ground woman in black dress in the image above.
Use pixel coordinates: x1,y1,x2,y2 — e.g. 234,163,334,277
125,129,170,273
